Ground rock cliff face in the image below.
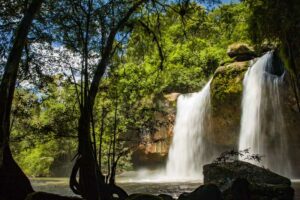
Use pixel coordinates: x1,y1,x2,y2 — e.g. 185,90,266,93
206,43,256,149
131,62,250,168
209,61,249,148
281,75,300,177
132,44,300,176
131,94,177,169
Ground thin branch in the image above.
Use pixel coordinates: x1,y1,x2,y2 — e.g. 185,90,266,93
70,67,82,110
139,20,164,70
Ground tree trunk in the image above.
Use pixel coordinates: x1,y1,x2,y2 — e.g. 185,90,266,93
0,146,34,200
78,111,103,200
0,0,43,199
69,1,147,199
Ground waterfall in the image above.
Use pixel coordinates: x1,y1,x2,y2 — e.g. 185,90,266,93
165,80,213,181
238,52,291,176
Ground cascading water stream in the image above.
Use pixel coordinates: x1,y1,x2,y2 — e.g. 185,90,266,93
165,80,213,181
238,52,291,177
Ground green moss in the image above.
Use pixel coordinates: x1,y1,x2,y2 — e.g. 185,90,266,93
210,61,249,110
227,43,255,56
220,57,235,66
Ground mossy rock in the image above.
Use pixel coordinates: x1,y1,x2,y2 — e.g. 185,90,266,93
211,61,248,108
220,57,235,66
207,61,248,146
227,43,255,59
126,193,163,200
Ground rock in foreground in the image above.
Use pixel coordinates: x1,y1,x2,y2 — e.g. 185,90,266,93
178,184,222,200
203,161,294,200
126,193,163,200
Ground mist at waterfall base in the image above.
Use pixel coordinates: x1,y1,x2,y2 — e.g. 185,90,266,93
238,51,291,177
128,51,293,183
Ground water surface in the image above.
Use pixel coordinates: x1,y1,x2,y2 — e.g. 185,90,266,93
30,178,300,199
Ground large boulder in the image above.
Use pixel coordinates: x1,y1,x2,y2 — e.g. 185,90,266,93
208,61,248,147
203,161,294,200
178,184,222,200
228,178,250,200
227,43,256,61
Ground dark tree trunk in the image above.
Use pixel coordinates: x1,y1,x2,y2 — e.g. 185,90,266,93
0,0,43,199
0,146,34,200
78,111,104,200
69,1,147,199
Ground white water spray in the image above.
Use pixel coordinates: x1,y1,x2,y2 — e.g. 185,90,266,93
165,80,213,181
239,52,291,176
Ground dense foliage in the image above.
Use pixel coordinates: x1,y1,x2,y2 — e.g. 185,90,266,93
9,2,251,177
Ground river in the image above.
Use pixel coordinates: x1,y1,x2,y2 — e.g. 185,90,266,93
30,178,300,199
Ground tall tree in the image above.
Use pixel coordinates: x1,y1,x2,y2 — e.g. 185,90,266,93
0,0,43,200
73,2,148,199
